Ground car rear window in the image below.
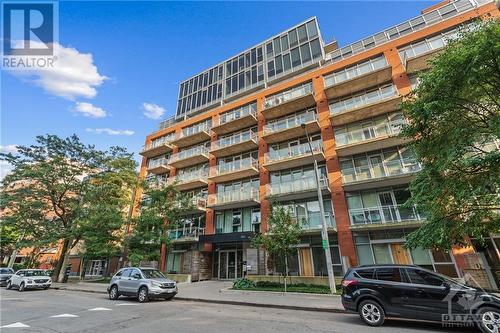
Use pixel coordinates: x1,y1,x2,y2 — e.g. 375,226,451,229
354,268,375,279
375,268,402,282
0,268,13,274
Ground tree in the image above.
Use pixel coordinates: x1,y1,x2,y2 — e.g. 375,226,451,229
127,180,193,268
252,204,302,292
0,134,137,281
401,20,500,250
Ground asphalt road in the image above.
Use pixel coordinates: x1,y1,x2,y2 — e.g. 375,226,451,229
0,288,477,333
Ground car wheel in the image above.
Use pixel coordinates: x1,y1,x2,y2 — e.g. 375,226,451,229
137,286,149,303
109,285,119,300
18,282,25,292
6,281,12,290
477,307,500,333
358,300,385,327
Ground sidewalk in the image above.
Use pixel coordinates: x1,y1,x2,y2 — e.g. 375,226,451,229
52,280,345,313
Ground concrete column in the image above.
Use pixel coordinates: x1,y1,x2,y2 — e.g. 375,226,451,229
257,96,271,233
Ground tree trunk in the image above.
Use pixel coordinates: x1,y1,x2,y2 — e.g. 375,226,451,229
284,255,288,293
52,238,70,281
79,257,86,280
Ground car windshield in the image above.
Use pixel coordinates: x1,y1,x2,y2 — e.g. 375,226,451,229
140,269,165,279
24,270,48,277
0,268,14,274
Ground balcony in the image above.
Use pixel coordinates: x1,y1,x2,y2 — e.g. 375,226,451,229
168,145,209,169
207,188,260,210
168,226,205,243
262,109,320,144
264,141,325,172
295,212,336,233
146,157,171,175
140,139,174,158
335,122,408,157
179,195,207,215
208,157,259,183
341,159,421,191
330,85,402,126
210,130,258,158
171,124,211,148
266,176,330,201
400,32,451,74
262,83,316,119
405,48,444,74
167,171,208,191
324,56,392,99
212,104,258,135
349,204,426,230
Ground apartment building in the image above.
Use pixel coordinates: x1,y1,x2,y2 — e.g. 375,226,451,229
139,0,499,283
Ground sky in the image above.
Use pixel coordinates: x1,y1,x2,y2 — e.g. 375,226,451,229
1,0,437,177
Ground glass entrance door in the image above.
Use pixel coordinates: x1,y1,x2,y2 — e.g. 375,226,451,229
227,251,236,279
218,250,239,280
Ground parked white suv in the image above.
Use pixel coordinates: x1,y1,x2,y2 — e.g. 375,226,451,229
6,269,52,291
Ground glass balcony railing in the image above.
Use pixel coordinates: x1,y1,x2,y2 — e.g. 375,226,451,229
168,169,208,185
295,212,336,231
267,176,329,196
264,83,313,109
324,55,388,87
216,103,257,126
263,109,317,135
169,145,209,164
335,121,405,146
168,226,205,241
341,159,421,184
208,187,259,206
330,84,398,115
210,157,258,177
145,176,168,189
349,204,426,226
147,157,169,169
265,140,322,164
211,130,258,151
179,122,211,139
142,136,174,152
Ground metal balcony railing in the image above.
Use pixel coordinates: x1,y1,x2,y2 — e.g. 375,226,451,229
211,130,258,151
178,122,211,139
341,159,421,184
335,120,405,146
168,226,205,240
324,55,388,87
265,140,322,164
158,116,176,131
210,157,258,177
169,145,209,164
349,204,426,226
216,103,257,126
208,187,260,206
263,108,317,135
264,83,313,109
267,176,329,196
330,85,398,115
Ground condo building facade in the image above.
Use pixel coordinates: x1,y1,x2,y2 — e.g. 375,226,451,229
139,0,499,283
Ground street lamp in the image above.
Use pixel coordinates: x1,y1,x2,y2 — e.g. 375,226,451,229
301,123,336,294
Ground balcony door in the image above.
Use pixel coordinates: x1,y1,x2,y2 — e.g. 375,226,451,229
378,191,399,223
391,244,411,265
368,154,385,178
288,140,299,158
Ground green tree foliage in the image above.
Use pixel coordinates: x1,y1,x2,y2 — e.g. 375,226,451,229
127,180,193,267
0,135,137,280
401,20,500,250
252,205,302,291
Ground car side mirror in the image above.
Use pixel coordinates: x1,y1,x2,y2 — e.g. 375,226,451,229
442,282,451,290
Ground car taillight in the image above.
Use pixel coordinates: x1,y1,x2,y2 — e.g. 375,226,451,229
341,279,358,287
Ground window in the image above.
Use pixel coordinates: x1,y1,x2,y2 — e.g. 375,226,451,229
355,268,375,279
291,48,301,67
297,24,307,43
310,39,322,59
405,268,444,286
121,269,132,278
375,268,402,282
300,44,311,63
233,211,242,226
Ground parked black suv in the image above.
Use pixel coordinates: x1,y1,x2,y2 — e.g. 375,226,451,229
341,265,500,333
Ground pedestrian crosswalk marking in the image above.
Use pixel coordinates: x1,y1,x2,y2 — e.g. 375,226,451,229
1,322,30,328
88,307,112,311
50,313,79,318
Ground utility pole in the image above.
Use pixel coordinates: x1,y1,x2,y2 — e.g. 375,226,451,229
301,123,336,294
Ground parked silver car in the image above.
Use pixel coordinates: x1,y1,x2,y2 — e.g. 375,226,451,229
6,269,51,291
107,267,177,302
0,268,15,287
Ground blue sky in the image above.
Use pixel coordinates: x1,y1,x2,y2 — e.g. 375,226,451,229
1,0,437,173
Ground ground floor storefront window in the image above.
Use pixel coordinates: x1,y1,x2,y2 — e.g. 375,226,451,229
354,229,459,277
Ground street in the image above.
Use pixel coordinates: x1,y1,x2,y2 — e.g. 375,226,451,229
0,288,477,333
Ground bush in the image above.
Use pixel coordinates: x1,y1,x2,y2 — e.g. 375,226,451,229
233,278,256,289
255,280,281,288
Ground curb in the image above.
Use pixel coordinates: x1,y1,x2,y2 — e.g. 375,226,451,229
51,287,346,313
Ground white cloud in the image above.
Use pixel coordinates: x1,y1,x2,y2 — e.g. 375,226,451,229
9,41,107,100
86,128,135,136
142,103,165,120
0,161,14,181
0,145,18,154
73,102,107,118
